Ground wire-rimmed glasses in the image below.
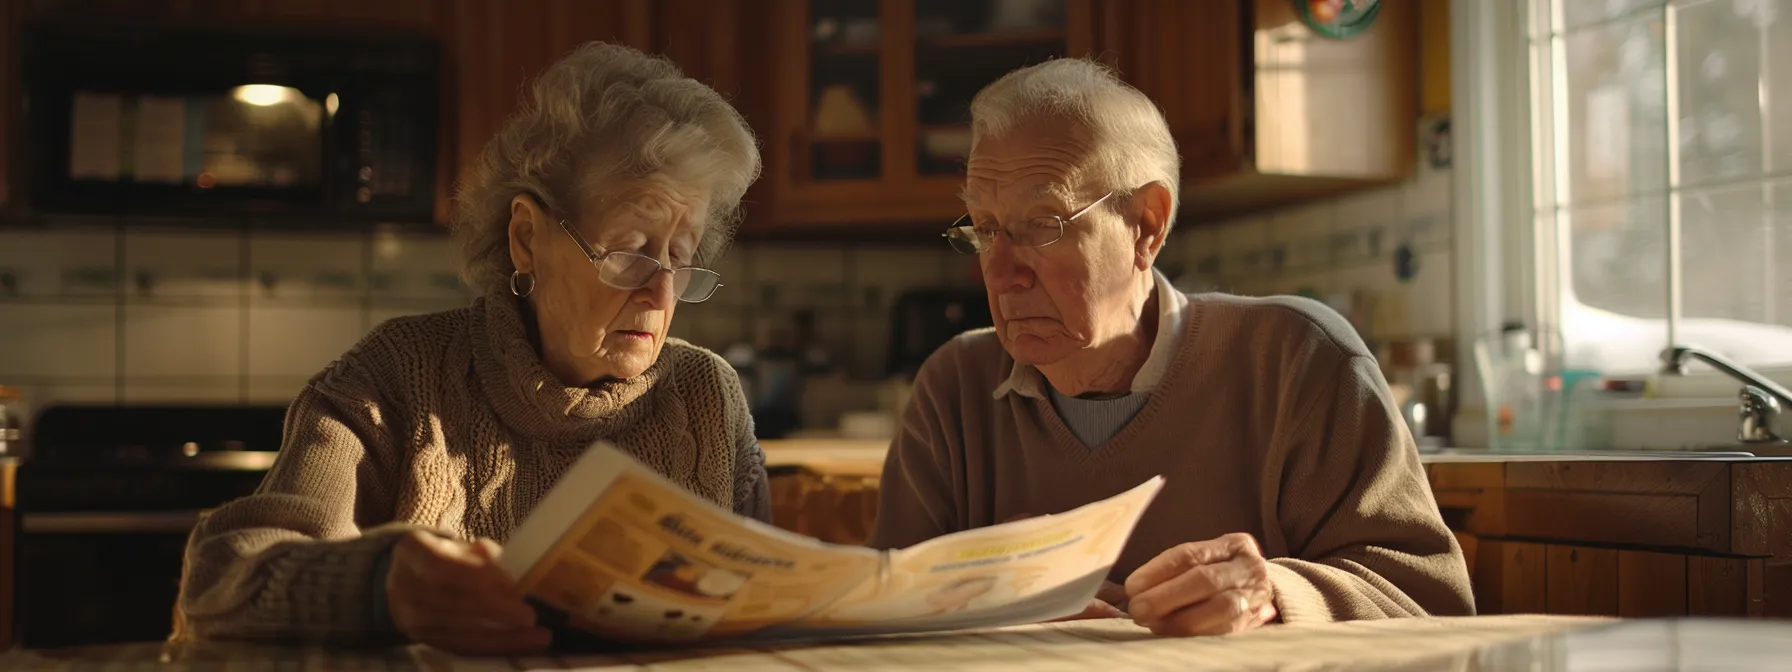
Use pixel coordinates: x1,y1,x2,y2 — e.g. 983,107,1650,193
943,192,1114,254
557,220,723,303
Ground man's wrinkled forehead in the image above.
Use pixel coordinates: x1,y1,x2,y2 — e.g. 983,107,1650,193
960,181,1073,210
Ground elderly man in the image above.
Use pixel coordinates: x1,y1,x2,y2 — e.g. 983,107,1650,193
868,58,1475,637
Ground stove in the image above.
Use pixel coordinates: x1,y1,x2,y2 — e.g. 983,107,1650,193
12,404,286,648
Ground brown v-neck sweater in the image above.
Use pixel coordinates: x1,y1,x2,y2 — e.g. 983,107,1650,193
868,293,1474,623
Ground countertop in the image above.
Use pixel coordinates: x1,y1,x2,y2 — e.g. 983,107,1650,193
7,615,1790,671
760,436,1792,467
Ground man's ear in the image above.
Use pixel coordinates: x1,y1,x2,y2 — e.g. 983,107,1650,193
1130,181,1174,271
508,195,545,274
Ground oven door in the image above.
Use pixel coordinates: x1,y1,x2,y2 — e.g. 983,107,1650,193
16,511,202,648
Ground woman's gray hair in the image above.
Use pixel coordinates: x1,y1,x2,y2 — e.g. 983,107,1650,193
453,42,762,289
968,58,1180,230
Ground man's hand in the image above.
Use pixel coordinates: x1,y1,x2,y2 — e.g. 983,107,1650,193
1048,580,1130,622
387,531,552,656
1123,533,1278,636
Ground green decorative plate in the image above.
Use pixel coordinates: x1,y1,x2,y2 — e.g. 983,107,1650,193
1295,0,1381,39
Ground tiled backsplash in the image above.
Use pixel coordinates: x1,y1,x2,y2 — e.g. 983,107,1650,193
0,158,1451,425
1159,162,1456,346
0,220,986,418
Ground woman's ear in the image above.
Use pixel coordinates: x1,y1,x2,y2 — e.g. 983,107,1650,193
1131,182,1173,271
508,195,544,273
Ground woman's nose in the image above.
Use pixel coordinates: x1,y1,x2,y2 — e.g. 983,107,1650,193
633,269,677,309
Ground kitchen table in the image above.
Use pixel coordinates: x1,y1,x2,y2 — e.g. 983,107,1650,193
7,615,1792,671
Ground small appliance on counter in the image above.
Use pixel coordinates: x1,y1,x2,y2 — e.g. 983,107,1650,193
885,287,994,380
14,404,287,648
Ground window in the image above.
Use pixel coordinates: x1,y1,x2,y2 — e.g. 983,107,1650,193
1525,0,1792,377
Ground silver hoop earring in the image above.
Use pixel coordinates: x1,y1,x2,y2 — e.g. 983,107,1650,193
509,270,535,298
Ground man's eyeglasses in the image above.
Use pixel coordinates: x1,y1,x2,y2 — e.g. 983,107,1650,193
557,220,723,303
943,192,1115,255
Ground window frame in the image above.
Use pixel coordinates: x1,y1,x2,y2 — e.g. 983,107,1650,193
1455,0,1792,447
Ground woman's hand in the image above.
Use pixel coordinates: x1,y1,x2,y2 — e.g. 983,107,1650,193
386,531,552,655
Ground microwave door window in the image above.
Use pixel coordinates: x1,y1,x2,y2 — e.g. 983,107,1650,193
205,86,324,188
65,87,324,191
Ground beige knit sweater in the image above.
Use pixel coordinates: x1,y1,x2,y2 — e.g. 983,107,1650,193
176,291,768,645
869,293,1475,623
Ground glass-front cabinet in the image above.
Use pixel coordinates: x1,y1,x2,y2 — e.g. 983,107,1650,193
768,0,1092,227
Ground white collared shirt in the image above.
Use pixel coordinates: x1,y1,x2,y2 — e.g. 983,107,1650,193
992,267,1189,400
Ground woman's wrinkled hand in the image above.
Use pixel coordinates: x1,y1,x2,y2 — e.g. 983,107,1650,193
386,531,552,656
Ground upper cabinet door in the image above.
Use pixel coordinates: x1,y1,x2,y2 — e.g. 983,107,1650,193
763,0,1094,228
910,0,1090,179
775,0,888,186
1095,0,1247,181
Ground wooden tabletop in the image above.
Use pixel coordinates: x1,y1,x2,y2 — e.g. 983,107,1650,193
759,437,887,470
0,615,1639,671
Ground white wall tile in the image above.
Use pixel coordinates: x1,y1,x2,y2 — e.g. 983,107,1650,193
249,232,369,303
850,249,953,313
369,299,471,332
1216,218,1274,279
1271,204,1335,271
706,246,752,308
246,377,312,405
247,306,365,378
122,229,245,301
942,254,982,287
1335,189,1402,230
369,229,466,301
746,246,849,307
121,380,241,404
1403,167,1453,222
122,305,242,378
0,229,119,297
1403,251,1455,336
0,305,117,378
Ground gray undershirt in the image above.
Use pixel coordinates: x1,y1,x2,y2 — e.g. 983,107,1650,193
1047,386,1153,448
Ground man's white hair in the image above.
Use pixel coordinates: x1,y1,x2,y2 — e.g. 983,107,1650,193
968,58,1180,229
453,42,762,289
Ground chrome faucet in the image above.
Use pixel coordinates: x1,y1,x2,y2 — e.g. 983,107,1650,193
1660,345,1792,445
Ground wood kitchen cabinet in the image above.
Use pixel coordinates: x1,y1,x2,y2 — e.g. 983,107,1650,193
761,0,1094,229
755,0,1416,229
1429,460,1792,619
1094,0,1418,222
0,0,751,227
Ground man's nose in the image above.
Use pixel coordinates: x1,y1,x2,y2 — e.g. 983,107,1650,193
980,234,1035,292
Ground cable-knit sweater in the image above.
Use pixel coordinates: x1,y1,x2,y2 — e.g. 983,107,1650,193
175,290,768,645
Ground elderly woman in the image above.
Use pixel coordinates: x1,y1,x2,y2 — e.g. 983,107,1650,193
175,43,765,656
870,58,1473,636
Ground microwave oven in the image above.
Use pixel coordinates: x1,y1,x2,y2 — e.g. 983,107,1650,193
19,21,440,223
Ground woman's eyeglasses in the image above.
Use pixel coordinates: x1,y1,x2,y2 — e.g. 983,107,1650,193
558,220,722,303
943,192,1114,255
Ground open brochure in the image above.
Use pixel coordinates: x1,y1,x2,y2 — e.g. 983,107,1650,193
497,441,1164,645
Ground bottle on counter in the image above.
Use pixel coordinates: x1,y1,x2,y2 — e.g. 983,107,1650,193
1492,322,1545,451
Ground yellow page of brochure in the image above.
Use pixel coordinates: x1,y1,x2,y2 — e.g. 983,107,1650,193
783,475,1165,636
498,441,1165,645
498,442,882,644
